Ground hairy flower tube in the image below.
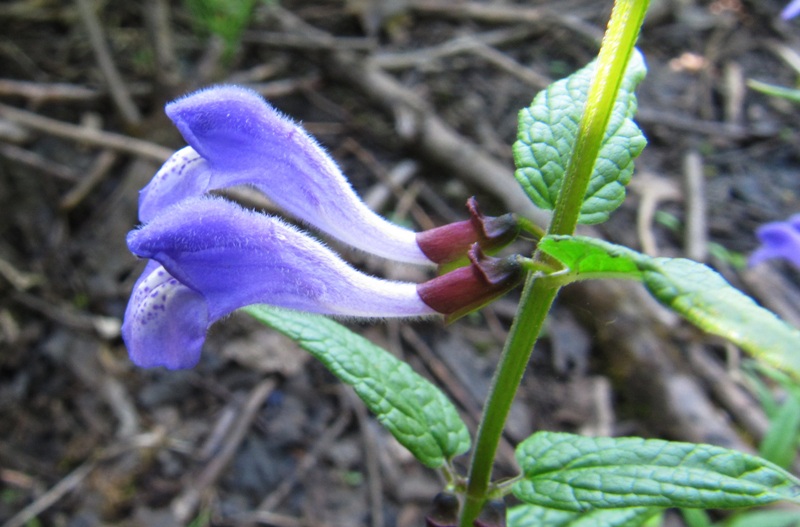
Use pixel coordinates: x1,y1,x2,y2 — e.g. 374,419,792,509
750,214,800,269
122,198,523,369
139,85,518,265
123,197,437,369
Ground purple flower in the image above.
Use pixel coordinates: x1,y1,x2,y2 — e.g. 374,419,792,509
122,87,525,369
124,197,523,369
140,86,519,266
123,197,437,369
750,215,800,269
141,85,429,264
783,0,800,19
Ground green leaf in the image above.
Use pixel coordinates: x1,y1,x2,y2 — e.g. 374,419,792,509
747,79,800,104
538,235,800,382
508,504,659,527
513,50,647,224
759,394,800,469
537,235,643,280
640,258,800,382
680,508,712,527
242,305,470,468
513,431,800,512
721,509,800,527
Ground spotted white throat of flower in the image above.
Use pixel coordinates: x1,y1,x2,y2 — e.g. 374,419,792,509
132,265,191,327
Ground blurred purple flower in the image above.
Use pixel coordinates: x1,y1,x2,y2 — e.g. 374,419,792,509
783,0,800,19
123,197,436,369
750,215,800,269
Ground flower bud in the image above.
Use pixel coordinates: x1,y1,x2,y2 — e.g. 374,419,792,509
417,244,523,322
425,492,460,527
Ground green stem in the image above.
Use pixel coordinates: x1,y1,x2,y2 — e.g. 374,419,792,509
458,1,649,525
550,0,649,236
460,276,557,524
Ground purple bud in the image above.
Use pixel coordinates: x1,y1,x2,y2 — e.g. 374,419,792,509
425,492,460,527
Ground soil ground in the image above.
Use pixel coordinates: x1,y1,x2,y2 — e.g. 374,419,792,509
1,1,800,526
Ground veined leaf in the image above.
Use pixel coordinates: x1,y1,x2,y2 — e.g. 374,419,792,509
513,50,647,224
513,431,800,512
758,392,800,469
722,509,800,527
508,504,659,527
538,235,800,382
537,235,643,280
640,257,800,382
243,305,470,468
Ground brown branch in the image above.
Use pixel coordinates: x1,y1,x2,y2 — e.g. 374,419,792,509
75,0,142,126
0,102,172,161
171,378,276,523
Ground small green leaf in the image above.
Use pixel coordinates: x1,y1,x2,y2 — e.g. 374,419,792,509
722,509,800,527
537,235,643,280
243,305,470,468
508,504,659,527
747,79,800,104
640,258,800,382
513,431,800,511
513,50,647,224
680,508,712,527
759,394,800,469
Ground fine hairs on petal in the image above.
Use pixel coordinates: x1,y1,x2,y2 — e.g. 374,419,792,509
122,262,208,369
127,196,436,320
158,85,430,265
123,198,440,369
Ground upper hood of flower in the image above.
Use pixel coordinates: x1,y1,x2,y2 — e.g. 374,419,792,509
140,85,429,264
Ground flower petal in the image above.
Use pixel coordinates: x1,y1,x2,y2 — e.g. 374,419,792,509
750,220,800,269
139,147,211,223
141,85,429,264
127,197,436,319
122,261,208,369
783,0,800,19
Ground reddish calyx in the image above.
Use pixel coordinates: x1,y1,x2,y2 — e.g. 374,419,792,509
417,244,523,322
416,197,519,265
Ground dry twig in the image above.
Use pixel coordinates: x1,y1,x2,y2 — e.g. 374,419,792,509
0,102,172,161
75,0,142,125
683,150,708,262
0,142,79,181
171,378,277,523
255,407,352,513
60,150,119,210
